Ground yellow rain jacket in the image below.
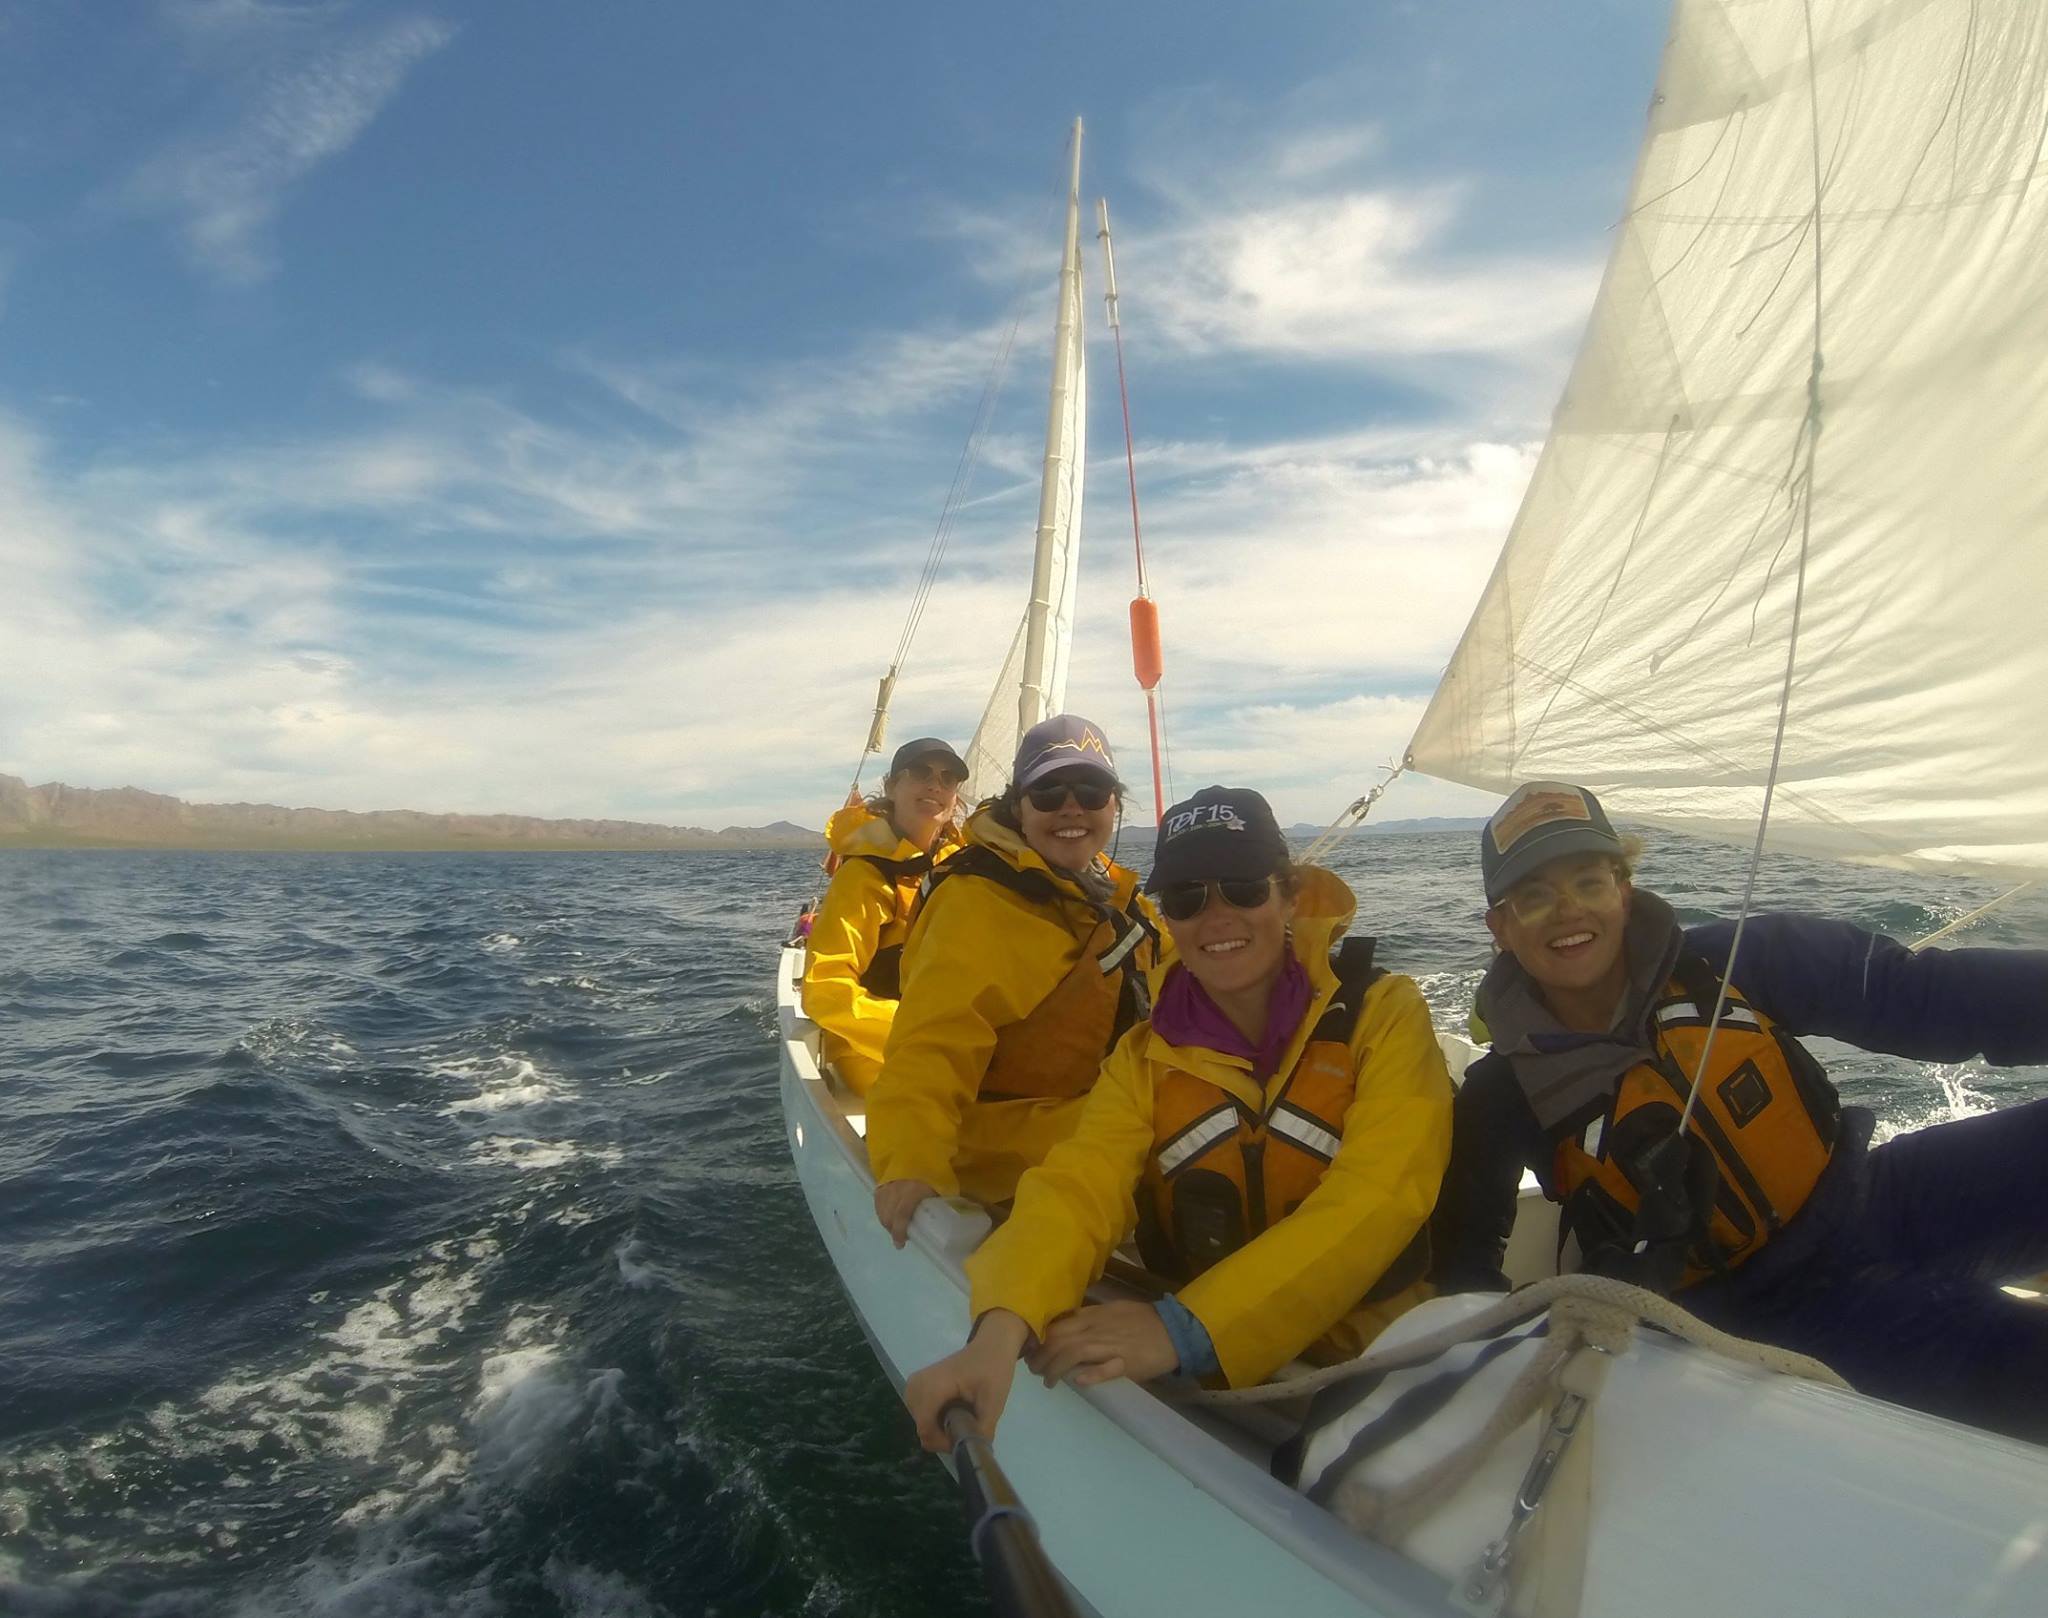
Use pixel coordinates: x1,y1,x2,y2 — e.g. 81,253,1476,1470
964,867,1453,1388
865,805,1157,1205
802,803,963,1095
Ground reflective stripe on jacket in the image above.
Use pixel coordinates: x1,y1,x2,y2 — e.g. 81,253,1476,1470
802,804,962,1096
864,805,1156,1202
965,866,1453,1387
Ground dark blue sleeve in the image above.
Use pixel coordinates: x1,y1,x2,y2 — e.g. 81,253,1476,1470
1430,1055,1549,1294
1685,913,2048,1066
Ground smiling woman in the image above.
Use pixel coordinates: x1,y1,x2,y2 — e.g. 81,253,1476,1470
900,784,1454,1449
800,735,968,1095
864,716,1161,1245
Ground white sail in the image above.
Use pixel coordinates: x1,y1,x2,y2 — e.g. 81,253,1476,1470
966,120,1088,802
1408,0,2048,880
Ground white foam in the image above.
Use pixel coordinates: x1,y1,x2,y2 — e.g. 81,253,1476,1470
543,1558,665,1618
480,933,522,953
612,1238,665,1291
1872,1062,2000,1143
467,1137,624,1172
439,1056,558,1115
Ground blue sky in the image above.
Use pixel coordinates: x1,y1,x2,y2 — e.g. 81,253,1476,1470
0,0,1667,827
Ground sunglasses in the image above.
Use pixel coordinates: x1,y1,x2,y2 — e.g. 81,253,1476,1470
1497,864,1623,926
900,760,965,787
1155,876,1277,923
1025,777,1115,813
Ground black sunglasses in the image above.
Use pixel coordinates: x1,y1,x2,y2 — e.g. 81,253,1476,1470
1155,877,1276,923
1025,778,1115,813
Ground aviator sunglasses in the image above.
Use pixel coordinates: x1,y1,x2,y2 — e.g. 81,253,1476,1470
1155,876,1277,923
1025,776,1116,813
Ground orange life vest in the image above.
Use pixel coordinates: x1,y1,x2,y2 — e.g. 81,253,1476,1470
1138,940,1429,1299
1552,956,1840,1285
918,845,1157,1104
845,850,935,1000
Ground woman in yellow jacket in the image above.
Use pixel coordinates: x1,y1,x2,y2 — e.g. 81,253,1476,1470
801,736,968,1095
869,715,1159,1242
901,785,1453,1445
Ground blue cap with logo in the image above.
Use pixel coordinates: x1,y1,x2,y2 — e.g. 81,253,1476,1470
1012,714,1121,792
1144,785,1290,892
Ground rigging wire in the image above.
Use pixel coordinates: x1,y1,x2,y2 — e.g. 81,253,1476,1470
843,149,1071,793
1097,196,1171,825
1676,0,1829,1137
1300,757,1411,869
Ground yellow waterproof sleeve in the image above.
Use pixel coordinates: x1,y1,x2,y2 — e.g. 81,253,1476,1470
801,861,898,1094
963,1029,1157,1333
864,880,1046,1194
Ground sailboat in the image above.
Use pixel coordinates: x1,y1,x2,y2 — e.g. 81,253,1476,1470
775,7,2048,1614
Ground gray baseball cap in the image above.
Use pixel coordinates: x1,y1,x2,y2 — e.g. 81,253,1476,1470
1480,782,1623,904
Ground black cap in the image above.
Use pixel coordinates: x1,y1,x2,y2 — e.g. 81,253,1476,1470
1145,786,1290,893
888,737,968,779
1012,714,1120,791
1479,781,1623,904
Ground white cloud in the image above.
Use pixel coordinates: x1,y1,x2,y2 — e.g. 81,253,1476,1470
1140,186,1597,360
117,12,453,283
8,97,1582,828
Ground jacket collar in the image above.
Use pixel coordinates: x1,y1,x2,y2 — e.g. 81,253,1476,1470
826,801,962,862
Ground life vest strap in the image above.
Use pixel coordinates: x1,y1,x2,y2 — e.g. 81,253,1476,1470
848,849,936,885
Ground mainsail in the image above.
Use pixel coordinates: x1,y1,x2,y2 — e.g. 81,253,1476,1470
1408,0,2048,879
964,120,1088,804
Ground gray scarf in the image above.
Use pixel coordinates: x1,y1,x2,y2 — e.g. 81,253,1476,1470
1478,889,1686,1131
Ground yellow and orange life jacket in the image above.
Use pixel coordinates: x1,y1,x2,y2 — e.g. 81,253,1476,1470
1138,939,1430,1301
916,844,1157,1104
1552,956,1840,1285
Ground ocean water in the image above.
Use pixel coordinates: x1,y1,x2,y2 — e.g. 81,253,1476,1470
2,833,2043,1617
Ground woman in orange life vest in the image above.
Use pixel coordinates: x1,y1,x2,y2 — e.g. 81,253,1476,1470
900,787,1453,1448
867,715,1160,1244
801,736,968,1095
1431,781,2048,1444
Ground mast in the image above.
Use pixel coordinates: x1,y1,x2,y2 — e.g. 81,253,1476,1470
1017,118,1085,734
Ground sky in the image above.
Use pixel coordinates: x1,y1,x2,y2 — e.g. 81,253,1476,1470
0,0,1671,830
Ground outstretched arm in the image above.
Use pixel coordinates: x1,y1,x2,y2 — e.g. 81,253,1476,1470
1689,914,2048,1065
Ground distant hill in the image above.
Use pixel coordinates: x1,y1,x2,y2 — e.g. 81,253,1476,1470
0,774,821,852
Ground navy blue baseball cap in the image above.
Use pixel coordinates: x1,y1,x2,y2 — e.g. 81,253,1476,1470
888,737,967,779
1145,786,1290,892
1012,714,1121,791
1480,782,1624,904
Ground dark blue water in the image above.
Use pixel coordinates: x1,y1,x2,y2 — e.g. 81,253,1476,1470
2,836,2043,1615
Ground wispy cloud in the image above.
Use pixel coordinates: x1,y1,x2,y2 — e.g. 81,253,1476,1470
10,94,1567,827
116,10,452,283
1138,186,1596,360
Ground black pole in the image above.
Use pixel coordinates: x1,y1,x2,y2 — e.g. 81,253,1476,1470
940,1403,1082,1618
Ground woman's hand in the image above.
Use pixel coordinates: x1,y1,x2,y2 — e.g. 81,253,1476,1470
1027,1300,1180,1389
873,1179,937,1247
903,1310,1033,1452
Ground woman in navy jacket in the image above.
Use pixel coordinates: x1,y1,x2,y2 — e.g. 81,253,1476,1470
1432,782,2048,1444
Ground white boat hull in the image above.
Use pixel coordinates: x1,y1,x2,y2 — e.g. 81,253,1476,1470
774,947,2048,1618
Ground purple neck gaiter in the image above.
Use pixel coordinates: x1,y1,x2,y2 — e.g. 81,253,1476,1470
1151,950,1314,1081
